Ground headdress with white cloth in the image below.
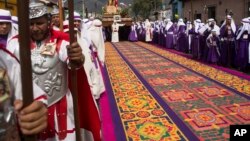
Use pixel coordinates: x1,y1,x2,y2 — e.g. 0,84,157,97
220,15,236,34
11,16,18,30
51,5,59,15
194,19,202,32
0,9,12,23
236,18,250,40
177,18,185,26
165,18,173,31
66,11,82,21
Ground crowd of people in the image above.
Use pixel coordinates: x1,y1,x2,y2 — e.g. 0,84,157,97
128,16,250,73
0,1,105,141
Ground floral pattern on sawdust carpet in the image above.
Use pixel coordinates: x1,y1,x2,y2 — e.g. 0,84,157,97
105,43,188,141
109,42,250,141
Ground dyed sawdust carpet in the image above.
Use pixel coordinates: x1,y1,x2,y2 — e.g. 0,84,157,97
104,41,250,141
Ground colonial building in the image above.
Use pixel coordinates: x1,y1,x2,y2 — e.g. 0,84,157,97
169,0,183,21
182,0,250,25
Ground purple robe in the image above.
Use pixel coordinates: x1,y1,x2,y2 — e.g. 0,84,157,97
235,31,249,70
173,23,178,48
165,25,175,49
128,25,138,42
219,25,236,67
201,29,211,62
152,26,159,44
206,36,220,63
189,28,201,59
135,25,141,41
159,27,166,46
141,28,146,42
177,25,188,53
137,24,144,41
0,35,8,48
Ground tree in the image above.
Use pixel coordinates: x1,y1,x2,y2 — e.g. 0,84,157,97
120,7,129,18
131,0,140,20
131,0,162,21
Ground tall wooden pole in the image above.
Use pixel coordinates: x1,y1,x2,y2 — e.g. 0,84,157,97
17,0,36,141
58,0,64,31
68,1,82,141
191,0,194,22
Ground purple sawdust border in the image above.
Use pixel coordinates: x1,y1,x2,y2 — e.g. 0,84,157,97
101,64,127,141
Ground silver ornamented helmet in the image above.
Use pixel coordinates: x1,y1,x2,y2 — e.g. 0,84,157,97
29,1,48,19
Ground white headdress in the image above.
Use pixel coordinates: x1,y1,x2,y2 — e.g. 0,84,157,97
51,5,59,15
236,18,250,40
66,11,82,21
0,9,12,23
220,15,236,33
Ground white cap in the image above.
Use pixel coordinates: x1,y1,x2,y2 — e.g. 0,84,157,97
241,18,250,23
195,19,201,23
208,18,215,22
178,18,183,22
51,5,59,15
226,15,232,20
93,19,102,27
0,9,12,23
66,11,81,21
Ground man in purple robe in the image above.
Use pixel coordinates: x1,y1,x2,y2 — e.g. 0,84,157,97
0,9,18,48
164,19,175,49
235,18,250,71
206,29,221,63
128,22,138,42
176,18,188,53
219,15,237,67
152,21,159,44
159,22,166,47
190,19,202,59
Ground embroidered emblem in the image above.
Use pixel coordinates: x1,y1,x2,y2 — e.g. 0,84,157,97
40,42,56,56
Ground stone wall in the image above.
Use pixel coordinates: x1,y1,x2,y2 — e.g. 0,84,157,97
182,0,250,25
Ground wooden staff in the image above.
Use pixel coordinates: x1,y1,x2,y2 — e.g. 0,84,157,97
68,1,82,141
17,0,36,141
58,0,64,31
191,0,194,22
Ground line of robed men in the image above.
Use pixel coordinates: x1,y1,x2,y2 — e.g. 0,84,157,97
128,16,250,72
